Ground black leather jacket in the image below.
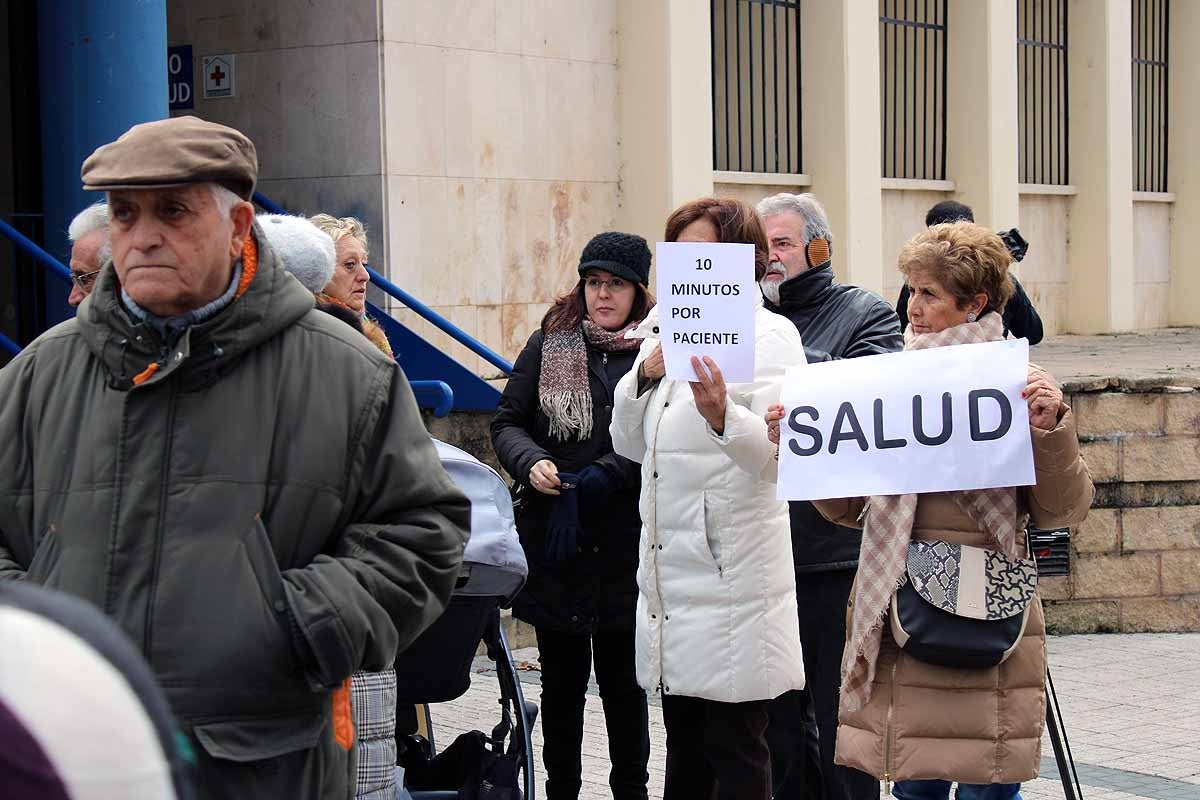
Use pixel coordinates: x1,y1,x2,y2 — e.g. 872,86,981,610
765,264,904,571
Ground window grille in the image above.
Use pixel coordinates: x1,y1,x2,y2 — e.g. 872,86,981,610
1018,0,1069,185
711,0,802,174
1132,0,1169,192
879,0,948,181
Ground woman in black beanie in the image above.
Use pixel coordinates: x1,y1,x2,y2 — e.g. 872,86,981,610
491,232,655,800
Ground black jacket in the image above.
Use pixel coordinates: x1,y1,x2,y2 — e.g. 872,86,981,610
896,276,1044,345
765,265,904,571
491,328,642,633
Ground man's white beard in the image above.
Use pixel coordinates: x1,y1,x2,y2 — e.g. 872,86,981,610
759,266,787,305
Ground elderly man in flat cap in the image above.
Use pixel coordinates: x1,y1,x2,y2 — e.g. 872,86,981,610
0,116,470,799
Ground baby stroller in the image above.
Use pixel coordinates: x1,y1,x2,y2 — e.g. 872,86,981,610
395,440,536,799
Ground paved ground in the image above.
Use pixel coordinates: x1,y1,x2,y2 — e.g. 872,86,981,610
424,632,1199,800
1031,328,1200,391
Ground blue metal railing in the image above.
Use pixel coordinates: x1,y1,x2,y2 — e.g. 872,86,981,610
252,192,513,376
0,209,459,417
0,217,73,284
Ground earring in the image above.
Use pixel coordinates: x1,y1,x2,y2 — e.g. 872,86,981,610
966,312,978,323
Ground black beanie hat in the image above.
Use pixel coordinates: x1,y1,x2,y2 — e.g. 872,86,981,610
578,231,652,286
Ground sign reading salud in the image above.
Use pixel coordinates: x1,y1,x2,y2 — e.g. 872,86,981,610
656,241,757,384
777,339,1036,502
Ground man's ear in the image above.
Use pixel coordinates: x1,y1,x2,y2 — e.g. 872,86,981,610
229,201,255,259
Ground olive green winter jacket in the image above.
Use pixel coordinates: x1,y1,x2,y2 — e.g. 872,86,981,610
0,225,469,799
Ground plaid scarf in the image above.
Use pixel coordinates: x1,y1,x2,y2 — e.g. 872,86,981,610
841,312,1019,715
539,318,642,441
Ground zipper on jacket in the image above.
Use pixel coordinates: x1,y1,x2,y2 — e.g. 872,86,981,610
883,659,898,796
142,381,179,657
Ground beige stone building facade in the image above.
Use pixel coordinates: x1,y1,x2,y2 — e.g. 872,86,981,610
167,0,1196,372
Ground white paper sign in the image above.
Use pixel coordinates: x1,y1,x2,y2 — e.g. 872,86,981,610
777,339,1035,501
656,242,757,384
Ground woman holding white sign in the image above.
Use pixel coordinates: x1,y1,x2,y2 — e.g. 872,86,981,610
610,197,807,800
766,223,1094,800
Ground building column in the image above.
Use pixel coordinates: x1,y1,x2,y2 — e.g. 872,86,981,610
946,0,1021,232
802,0,884,294
1066,0,1135,333
1168,1,1200,325
616,0,714,264
38,0,168,324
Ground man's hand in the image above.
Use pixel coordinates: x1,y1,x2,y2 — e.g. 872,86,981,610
689,356,728,435
529,459,562,495
640,343,666,381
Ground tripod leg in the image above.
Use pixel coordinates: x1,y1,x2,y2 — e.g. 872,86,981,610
1045,696,1078,800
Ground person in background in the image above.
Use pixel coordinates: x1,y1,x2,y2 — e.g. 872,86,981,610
610,197,806,800
492,231,654,800
767,222,1093,800
895,201,1043,344
66,202,110,307
756,191,899,800
308,214,392,357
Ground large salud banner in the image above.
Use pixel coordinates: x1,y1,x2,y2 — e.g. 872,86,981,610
656,242,758,384
777,340,1036,502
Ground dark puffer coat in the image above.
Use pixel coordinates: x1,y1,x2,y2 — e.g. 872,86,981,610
765,264,904,571
491,328,641,634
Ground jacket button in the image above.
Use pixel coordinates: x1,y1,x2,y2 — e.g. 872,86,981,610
653,471,658,478
665,614,670,621
664,401,670,407
603,405,612,414
273,600,286,613
592,546,600,553
650,614,656,619
657,544,663,550
571,614,579,622
663,685,670,693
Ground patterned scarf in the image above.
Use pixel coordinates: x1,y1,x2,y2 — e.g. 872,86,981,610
840,312,1019,715
539,318,642,441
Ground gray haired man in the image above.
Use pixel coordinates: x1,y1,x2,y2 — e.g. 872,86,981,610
66,201,111,307
0,116,469,799
757,192,901,800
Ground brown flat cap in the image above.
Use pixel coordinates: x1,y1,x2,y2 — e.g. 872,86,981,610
81,115,258,200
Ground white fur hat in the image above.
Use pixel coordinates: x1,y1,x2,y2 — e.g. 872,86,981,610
257,213,335,293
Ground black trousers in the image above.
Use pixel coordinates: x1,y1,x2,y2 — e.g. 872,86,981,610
662,694,772,800
767,568,879,800
535,627,650,800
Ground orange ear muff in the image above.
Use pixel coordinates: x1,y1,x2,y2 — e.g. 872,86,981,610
806,237,830,268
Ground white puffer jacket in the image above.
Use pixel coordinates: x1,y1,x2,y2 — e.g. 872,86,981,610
610,304,806,703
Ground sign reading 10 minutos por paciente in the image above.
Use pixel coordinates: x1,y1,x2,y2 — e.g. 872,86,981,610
656,241,757,384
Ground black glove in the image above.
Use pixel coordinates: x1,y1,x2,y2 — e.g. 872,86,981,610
545,472,581,563
575,464,613,504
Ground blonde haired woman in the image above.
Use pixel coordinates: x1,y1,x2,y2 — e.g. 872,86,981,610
308,214,392,357
767,222,1094,800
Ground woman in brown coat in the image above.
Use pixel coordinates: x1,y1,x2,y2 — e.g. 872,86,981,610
767,222,1094,800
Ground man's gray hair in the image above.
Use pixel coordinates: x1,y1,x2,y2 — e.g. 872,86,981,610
208,184,243,217
68,201,112,266
756,193,834,254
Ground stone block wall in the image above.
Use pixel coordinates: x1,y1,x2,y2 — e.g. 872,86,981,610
1042,385,1200,633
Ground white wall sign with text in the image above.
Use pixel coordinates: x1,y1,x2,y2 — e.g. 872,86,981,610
777,339,1035,501
655,241,757,384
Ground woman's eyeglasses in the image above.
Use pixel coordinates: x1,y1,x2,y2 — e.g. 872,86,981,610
584,276,628,292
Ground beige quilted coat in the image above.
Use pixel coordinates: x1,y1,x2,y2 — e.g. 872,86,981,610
813,407,1094,786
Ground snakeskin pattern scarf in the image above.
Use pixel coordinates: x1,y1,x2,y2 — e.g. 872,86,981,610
841,312,1020,715
539,318,641,441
